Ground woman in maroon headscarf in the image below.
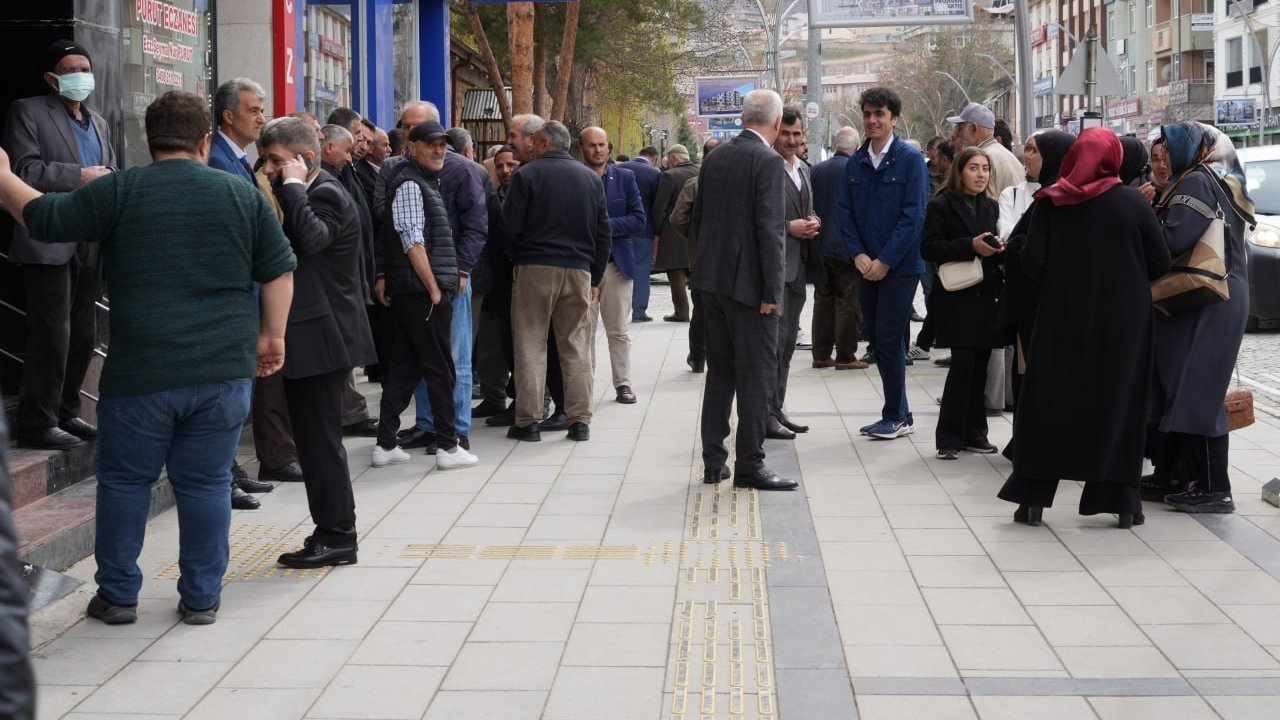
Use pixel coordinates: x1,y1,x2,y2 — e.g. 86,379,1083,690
997,128,1172,528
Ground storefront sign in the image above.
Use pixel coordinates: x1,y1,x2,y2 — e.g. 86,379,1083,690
1217,98,1259,128
694,76,756,117
135,0,200,39
320,36,345,60
1034,76,1054,96
1191,13,1214,31
142,35,195,63
1030,24,1047,47
1106,97,1142,118
274,0,298,115
811,0,971,28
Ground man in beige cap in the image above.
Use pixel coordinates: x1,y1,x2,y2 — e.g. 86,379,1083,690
650,144,699,323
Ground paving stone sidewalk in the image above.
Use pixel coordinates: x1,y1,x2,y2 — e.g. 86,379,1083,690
29,286,1280,720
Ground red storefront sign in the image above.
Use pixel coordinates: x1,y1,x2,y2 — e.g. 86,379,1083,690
1030,24,1047,47
273,0,298,116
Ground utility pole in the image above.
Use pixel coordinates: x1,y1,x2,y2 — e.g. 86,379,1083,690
806,1,823,152
1013,0,1034,143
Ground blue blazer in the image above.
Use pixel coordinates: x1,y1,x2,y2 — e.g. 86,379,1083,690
620,158,661,237
601,165,646,278
208,132,255,185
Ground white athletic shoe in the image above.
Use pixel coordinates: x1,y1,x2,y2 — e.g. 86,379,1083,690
907,344,931,361
372,445,411,467
436,445,480,471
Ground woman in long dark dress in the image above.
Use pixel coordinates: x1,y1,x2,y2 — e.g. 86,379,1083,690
997,128,1172,528
1147,122,1255,514
921,147,1004,460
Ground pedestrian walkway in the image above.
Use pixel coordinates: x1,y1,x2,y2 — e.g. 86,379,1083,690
29,287,1280,720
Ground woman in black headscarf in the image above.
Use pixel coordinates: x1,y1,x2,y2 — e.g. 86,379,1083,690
1119,137,1150,189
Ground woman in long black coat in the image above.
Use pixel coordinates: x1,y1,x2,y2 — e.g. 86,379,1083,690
997,128,1172,528
921,147,1005,460
1147,122,1255,514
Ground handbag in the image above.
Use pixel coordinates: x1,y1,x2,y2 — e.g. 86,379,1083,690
1151,193,1229,316
937,256,983,291
1226,389,1255,432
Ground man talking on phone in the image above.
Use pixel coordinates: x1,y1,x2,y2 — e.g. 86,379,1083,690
260,117,377,569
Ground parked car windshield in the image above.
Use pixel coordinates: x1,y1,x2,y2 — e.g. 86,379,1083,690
1245,159,1280,215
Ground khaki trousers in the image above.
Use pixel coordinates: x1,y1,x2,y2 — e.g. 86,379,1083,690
512,264,594,427
589,261,633,389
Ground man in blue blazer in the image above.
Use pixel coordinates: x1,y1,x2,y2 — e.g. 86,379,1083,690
620,147,661,321
581,127,646,404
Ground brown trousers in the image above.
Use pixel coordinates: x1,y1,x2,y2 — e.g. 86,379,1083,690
512,264,594,428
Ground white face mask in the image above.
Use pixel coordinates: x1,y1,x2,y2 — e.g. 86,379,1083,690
50,71,95,102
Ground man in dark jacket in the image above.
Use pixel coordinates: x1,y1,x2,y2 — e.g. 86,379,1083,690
810,126,866,371
504,121,611,442
651,145,700,322
0,408,35,720
620,146,661,321
259,117,377,569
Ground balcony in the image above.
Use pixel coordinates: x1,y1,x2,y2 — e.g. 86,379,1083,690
1169,80,1215,106
1153,24,1173,54
1177,15,1217,51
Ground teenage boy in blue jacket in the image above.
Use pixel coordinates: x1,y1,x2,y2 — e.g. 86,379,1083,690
838,87,930,439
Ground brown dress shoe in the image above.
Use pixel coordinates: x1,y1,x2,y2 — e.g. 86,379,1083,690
833,360,870,370
812,359,835,368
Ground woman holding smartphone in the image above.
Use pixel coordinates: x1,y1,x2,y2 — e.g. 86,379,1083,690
921,147,1005,460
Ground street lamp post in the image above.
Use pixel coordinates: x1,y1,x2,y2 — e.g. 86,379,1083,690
936,71,972,103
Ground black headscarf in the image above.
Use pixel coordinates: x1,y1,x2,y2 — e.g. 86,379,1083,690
1032,130,1075,187
1118,136,1148,186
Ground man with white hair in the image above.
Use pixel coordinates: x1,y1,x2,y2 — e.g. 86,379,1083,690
810,126,866,371
691,89,796,491
651,144,699,323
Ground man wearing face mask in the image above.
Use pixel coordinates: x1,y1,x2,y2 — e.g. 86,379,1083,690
2,40,116,450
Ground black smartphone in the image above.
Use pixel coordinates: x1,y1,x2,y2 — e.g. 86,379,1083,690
982,233,1003,249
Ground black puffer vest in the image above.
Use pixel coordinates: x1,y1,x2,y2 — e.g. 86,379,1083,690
382,163,459,298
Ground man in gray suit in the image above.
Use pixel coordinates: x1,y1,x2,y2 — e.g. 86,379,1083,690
3,40,115,449
770,108,824,441
691,89,797,492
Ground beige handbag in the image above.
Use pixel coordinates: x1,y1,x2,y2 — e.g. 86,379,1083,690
1151,193,1229,316
937,256,983,291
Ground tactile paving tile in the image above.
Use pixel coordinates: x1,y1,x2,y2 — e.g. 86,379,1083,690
154,523,333,582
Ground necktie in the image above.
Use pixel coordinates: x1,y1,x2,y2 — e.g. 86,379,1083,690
239,155,254,179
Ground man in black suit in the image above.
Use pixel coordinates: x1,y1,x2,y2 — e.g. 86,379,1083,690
258,118,377,568
691,90,797,491
3,40,116,450
769,108,825,440
650,145,700,322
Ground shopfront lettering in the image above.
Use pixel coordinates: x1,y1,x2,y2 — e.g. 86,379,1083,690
135,0,200,40
142,35,195,63
155,67,184,87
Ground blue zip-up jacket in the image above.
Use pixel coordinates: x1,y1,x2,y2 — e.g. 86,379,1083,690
838,134,929,277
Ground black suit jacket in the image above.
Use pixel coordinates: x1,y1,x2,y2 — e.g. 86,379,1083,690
782,161,825,285
689,130,786,309
325,161,376,304
274,171,377,379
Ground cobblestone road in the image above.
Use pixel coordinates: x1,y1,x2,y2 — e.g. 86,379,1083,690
1237,328,1280,417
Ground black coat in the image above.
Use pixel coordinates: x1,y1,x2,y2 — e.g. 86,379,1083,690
652,161,699,270
920,193,1004,349
1013,185,1171,484
274,171,377,379
0,410,35,720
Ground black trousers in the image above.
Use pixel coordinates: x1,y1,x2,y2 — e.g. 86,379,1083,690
251,372,298,468
1154,431,1232,494
688,289,707,364
936,347,991,450
771,279,806,420
283,368,358,547
812,258,861,362
17,256,98,430
998,476,1141,515
702,292,778,474
475,307,510,405
378,294,457,450
364,302,393,382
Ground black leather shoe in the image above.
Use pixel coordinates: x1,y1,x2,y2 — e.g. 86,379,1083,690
397,427,435,449
342,418,379,437
485,408,516,427
778,417,809,434
1118,512,1146,529
687,356,705,373
236,475,274,493
765,419,796,440
567,422,590,441
472,399,508,418
277,542,357,568
632,315,653,323
16,426,85,450
734,468,797,491
541,411,569,431
616,386,637,404
232,486,260,510
59,417,98,440
259,462,304,482
664,314,689,322
703,466,731,484
507,423,542,442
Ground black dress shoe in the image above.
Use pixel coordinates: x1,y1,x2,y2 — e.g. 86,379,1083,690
236,476,274,494
396,427,435,449
507,423,542,442
1013,505,1043,526
16,426,85,450
663,314,689,322
616,386,637,404
702,466,732,484
567,422,590,441
541,411,569,431
59,417,98,440
277,542,357,568
232,486,261,510
485,408,516,427
342,418,379,437
472,399,508,418
765,419,796,440
1118,512,1145,529
734,468,798,491
687,356,705,373
259,462,304,482
632,315,653,323
778,417,809,434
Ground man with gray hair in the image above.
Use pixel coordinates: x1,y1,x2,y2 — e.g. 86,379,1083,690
651,144,699,323
446,126,475,159
507,114,545,164
810,126,866,371
503,120,611,442
691,89,796,491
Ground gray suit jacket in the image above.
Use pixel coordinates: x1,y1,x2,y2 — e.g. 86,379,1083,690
782,161,824,285
689,130,786,309
3,94,115,265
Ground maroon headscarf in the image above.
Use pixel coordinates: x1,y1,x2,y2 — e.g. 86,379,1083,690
1036,127,1123,206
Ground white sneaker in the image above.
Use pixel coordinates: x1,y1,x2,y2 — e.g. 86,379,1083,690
907,344,931,361
372,445,411,467
436,445,479,471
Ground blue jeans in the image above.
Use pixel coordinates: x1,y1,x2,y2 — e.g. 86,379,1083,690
631,236,654,319
415,282,473,436
94,379,252,609
856,274,919,423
